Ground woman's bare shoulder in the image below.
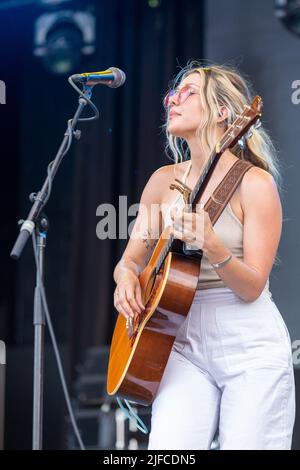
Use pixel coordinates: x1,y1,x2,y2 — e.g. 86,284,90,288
151,160,189,181
242,165,277,191
153,160,188,174
240,165,280,212
147,161,188,188
148,161,188,200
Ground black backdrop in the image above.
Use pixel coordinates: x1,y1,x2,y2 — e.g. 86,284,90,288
68,0,205,373
0,0,205,448
0,0,204,383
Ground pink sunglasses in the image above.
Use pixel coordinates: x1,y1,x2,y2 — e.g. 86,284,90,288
163,85,200,108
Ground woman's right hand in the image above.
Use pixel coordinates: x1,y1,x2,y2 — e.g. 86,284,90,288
114,270,145,320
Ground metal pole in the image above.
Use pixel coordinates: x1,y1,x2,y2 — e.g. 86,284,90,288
32,231,46,450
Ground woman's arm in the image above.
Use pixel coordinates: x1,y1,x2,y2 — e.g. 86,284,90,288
113,168,165,283
204,167,282,302
113,166,168,318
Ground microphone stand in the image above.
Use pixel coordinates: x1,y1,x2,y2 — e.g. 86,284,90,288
10,84,96,450
32,214,48,450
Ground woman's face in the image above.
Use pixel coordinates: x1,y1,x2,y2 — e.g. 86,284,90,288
166,72,205,140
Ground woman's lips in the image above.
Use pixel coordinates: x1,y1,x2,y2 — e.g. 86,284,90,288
169,112,181,119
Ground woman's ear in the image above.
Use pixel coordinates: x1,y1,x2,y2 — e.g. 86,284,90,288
217,105,229,124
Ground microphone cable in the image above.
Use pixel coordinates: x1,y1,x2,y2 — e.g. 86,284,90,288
42,76,99,208
29,77,101,450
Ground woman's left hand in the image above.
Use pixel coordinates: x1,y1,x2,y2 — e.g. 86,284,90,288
170,202,215,253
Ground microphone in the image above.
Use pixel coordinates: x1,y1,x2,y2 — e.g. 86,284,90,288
71,67,126,88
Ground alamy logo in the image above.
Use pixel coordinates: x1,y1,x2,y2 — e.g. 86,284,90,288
0,80,6,104
291,80,300,104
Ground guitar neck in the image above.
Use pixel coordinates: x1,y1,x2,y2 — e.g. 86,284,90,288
189,149,221,209
153,148,221,274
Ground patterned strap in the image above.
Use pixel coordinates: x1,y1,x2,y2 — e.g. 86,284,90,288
204,159,253,226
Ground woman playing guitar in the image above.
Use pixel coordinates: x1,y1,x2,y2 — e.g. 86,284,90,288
112,63,295,450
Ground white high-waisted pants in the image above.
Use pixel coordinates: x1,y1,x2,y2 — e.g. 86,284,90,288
148,287,295,450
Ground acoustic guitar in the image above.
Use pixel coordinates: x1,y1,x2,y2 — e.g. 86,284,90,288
107,96,263,406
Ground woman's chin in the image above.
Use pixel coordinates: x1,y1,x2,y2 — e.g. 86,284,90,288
167,123,187,139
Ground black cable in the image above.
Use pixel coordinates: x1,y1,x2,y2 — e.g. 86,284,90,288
68,76,100,122
29,79,101,449
26,79,101,449
39,77,99,210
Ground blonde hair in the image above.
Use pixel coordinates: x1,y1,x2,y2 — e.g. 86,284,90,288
164,60,282,192
163,60,282,266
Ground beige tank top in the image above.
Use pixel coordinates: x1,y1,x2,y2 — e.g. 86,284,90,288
162,161,271,293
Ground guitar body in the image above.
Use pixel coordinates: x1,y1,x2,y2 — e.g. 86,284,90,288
107,251,200,405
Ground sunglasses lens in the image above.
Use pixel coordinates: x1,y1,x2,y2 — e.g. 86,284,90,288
164,86,194,107
164,89,175,107
178,86,190,105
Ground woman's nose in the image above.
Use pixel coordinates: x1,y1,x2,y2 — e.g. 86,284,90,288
169,92,179,106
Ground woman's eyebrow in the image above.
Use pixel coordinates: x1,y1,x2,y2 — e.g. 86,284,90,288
177,82,201,91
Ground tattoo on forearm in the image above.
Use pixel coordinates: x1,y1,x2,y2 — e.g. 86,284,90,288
142,229,157,250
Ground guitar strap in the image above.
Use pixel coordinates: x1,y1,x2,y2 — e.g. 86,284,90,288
203,159,254,226
181,158,253,257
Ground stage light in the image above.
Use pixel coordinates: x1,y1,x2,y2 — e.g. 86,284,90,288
0,0,71,9
33,10,96,75
274,0,300,36
148,0,161,8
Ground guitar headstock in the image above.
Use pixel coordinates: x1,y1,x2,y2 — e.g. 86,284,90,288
216,95,263,154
